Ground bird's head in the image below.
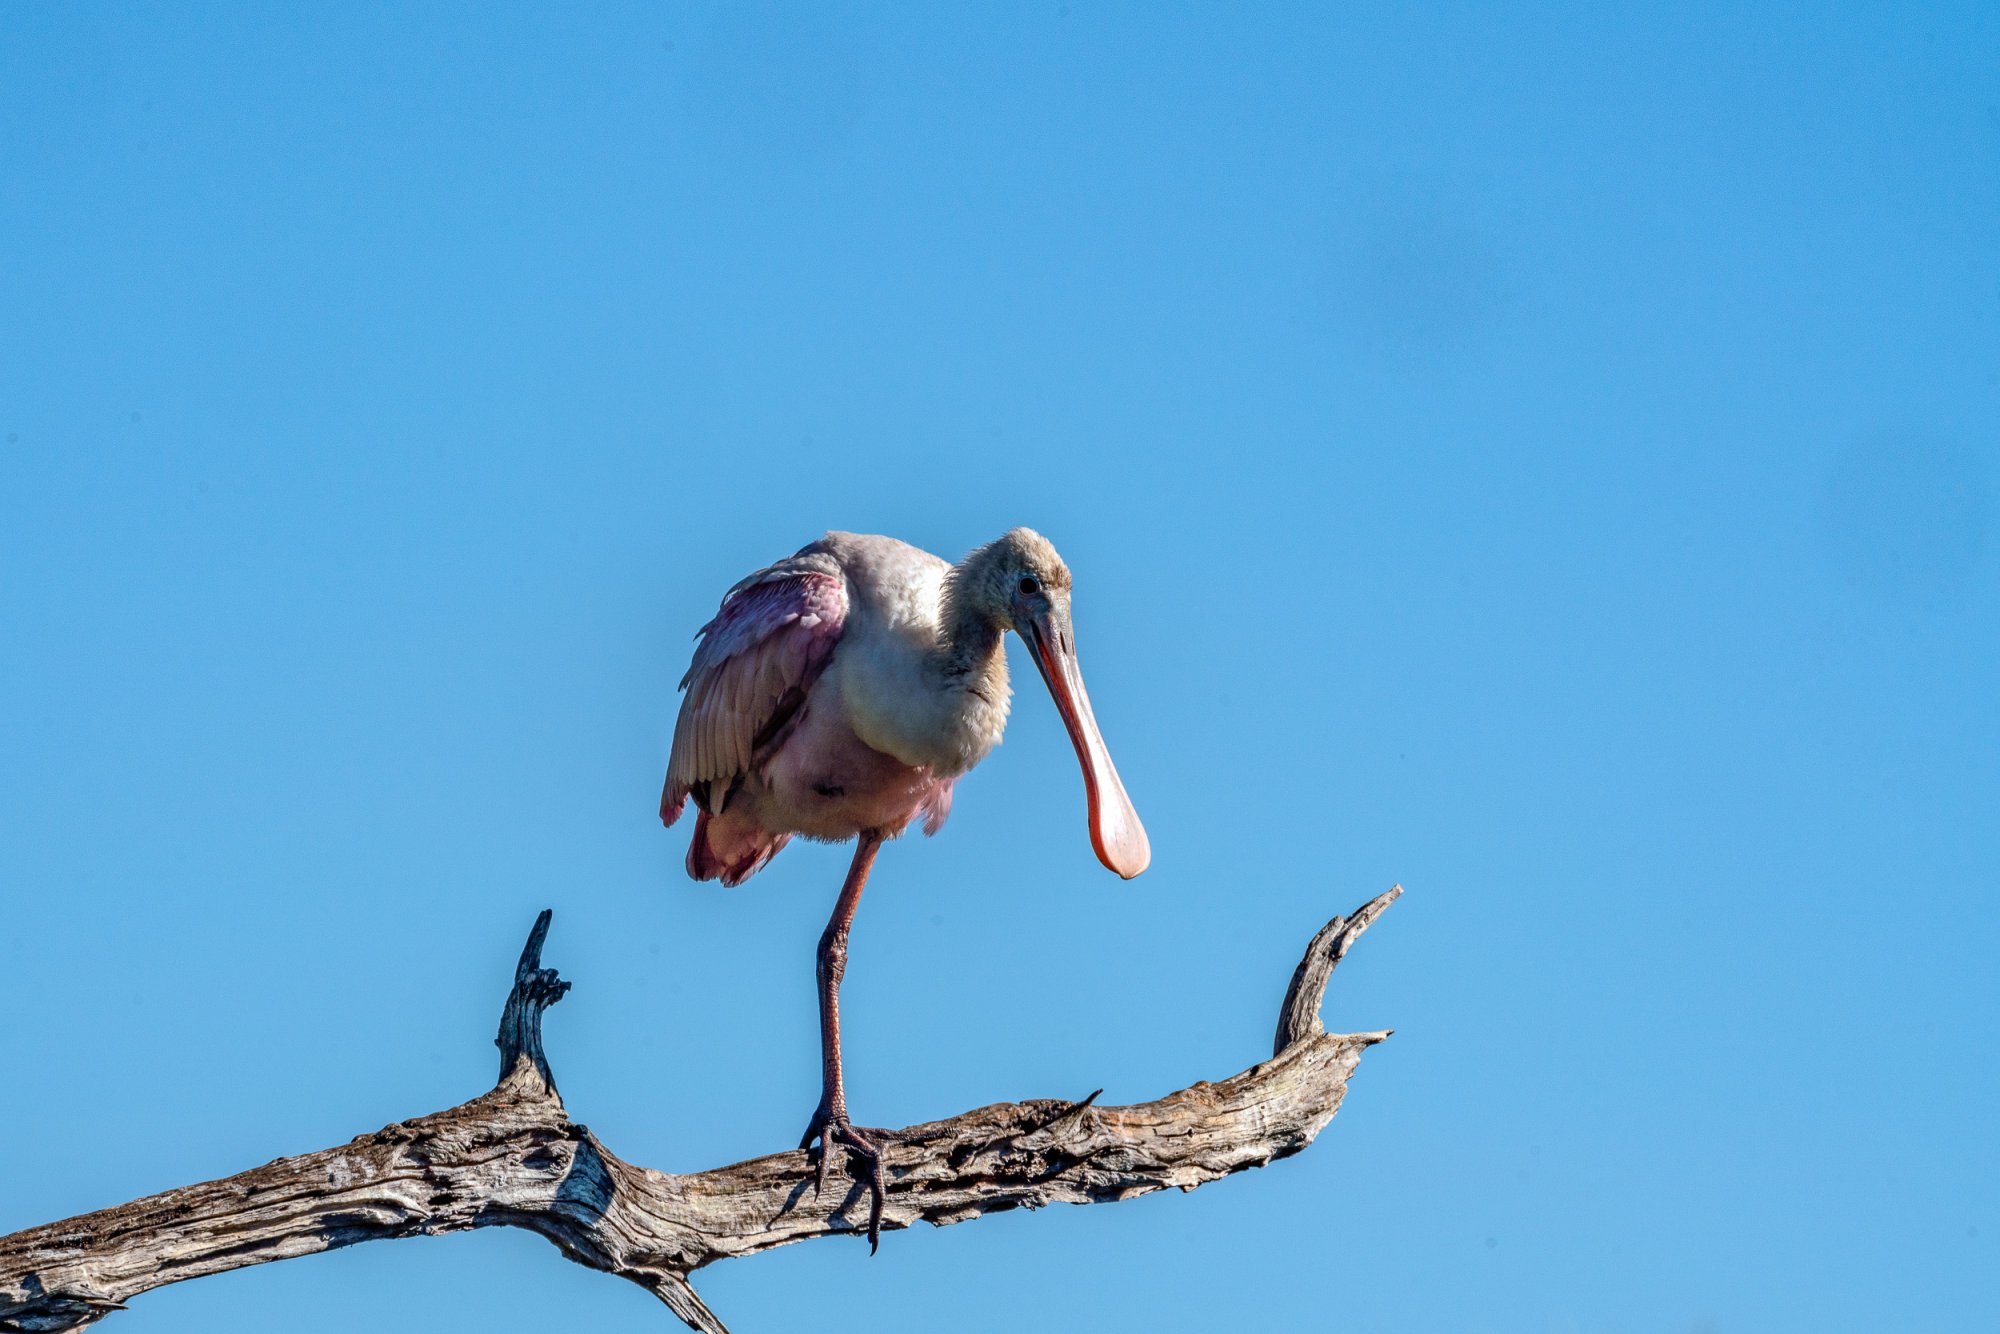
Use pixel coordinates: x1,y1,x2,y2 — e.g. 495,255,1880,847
954,528,1150,880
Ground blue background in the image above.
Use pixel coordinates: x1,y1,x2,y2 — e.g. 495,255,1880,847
4,3,1996,1331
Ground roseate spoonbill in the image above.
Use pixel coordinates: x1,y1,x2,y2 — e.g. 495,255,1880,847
660,528,1149,1247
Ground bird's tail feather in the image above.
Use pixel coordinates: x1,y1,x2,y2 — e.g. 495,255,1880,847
686,807,788,887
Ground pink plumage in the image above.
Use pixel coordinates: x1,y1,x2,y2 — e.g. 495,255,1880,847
660,540,957,885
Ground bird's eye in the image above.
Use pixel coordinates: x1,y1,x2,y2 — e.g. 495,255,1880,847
1017,575,1040,596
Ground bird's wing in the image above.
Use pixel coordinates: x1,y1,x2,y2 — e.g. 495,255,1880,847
661,550,848,825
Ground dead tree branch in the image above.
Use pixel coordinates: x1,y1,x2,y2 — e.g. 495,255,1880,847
0,887,1401,1333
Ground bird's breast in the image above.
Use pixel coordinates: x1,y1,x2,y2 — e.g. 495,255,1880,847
829,632,1010,778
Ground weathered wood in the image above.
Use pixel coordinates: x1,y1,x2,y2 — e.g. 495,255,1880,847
1275,883,1403,1055
0,886,1401,1334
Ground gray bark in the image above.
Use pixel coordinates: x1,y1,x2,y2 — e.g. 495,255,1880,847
0,887,1401,1334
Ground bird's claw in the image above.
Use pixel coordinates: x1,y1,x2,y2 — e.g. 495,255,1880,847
800,1108,891,1252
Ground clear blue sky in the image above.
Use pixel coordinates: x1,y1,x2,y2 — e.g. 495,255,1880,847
4,3,1996,1331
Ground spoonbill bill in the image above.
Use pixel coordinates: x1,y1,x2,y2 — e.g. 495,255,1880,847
661,528,1149,1247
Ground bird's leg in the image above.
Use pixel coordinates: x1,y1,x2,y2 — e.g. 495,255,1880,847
799,830,892,1250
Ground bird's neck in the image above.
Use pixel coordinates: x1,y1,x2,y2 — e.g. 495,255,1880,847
931,565,1013,753
937,582,1007,687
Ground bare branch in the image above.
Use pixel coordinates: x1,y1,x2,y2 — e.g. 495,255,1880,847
1275,883,1402,1055
496,907,569,1091
1,891,1401,1334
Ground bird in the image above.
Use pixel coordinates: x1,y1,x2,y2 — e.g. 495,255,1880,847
660,528,1149,1248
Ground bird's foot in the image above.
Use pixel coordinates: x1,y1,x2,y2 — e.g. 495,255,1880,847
799,1104,892,1252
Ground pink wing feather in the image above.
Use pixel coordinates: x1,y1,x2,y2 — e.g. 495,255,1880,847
661,551,848,828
